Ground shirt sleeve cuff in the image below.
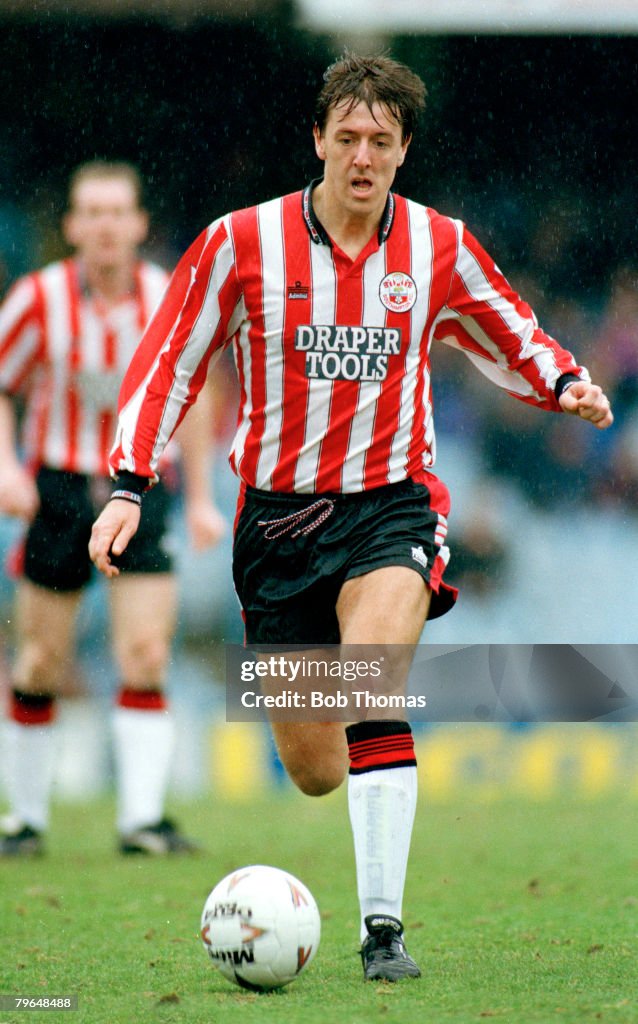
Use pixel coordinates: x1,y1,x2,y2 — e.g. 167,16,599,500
111,471,149,497
554,373,581,399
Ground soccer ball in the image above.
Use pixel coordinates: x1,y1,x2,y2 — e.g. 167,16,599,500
200,864,321,991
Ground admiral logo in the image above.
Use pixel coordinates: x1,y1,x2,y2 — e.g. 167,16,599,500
411,545,428,569
288,280,309,300
295,325,402,382
379,272,417,313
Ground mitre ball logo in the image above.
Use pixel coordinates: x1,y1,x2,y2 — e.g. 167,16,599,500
379,272,417,312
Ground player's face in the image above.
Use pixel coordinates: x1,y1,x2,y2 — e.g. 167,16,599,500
63,177,148,269
313,100,409,221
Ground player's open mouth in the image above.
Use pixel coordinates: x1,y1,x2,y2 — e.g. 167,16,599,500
351,178,373,194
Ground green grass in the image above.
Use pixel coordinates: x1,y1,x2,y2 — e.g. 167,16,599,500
1,790,637,1024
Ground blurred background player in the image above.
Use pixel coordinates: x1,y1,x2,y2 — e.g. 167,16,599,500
0,161,225,857
89,57,612,980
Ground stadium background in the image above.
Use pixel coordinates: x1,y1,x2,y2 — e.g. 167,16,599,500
0,0,637,802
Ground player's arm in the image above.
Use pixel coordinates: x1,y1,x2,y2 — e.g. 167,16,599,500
437,221,613,425
91,217,241,576
175,376,227,550
110,218,241,483
0,392,39,520
0,276,43,520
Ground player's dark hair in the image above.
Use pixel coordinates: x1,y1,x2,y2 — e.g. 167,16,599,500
68,160,144,209
315,52,427,142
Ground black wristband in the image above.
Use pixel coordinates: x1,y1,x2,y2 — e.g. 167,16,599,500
555,373,581,399
111,471,148,497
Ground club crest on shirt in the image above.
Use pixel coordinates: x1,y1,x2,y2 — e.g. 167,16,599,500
379,272,417,313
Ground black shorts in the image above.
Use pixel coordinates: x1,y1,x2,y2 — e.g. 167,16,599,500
23,467,173,592
233,477,458,647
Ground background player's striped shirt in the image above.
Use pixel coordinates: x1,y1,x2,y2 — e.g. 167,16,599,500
111,187,589,494
0,258,168,476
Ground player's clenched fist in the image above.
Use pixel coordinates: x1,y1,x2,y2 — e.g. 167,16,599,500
89,499,141,577
558,381,614,430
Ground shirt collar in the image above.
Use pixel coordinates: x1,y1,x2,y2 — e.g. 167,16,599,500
301,178,395,247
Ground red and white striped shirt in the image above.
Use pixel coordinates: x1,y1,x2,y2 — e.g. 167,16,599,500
0,258,168,476
111,185,589,493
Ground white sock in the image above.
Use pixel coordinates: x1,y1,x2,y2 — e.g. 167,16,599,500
112,697,175,835
348,765,418,942
2,718,57,832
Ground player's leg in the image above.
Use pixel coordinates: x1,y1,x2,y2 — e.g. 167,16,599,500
266,568,428,978
1,580,82,855
233,486,351,797
269,676,349,797
234,480,453,979
1,468,91,857
109,571,192,853
337,564,430,981
234,483,426,794
107,478,194,854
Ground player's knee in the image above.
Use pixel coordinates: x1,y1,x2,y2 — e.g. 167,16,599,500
287,760,347,797
15,642,63,692
121,634,170,684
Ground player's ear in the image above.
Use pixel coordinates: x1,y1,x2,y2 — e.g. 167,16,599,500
313,123,326,161
62,211,79,248
397,133,411,167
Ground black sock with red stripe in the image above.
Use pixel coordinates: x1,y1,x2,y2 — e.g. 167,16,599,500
10,689,56,725
346,719,417,774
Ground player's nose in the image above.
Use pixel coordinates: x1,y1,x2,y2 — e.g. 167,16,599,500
353,141,372,168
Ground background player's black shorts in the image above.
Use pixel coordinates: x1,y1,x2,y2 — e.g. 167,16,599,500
24,467,173,592
233,477,458,647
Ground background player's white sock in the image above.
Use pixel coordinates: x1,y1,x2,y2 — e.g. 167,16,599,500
2,691,57,833
112,687,175,835
346,720,418,942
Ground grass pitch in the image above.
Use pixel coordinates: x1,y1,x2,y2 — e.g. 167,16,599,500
1,789,637,1024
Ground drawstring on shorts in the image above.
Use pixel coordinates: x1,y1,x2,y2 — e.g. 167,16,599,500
257,498,335,539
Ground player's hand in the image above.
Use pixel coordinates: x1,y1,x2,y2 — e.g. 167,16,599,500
0,463,40,521
185,497,227,551
89,499,141,578
559,381,613,430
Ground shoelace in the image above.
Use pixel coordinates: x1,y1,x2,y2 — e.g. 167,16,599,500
366,928,405,957
257,498,335,539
